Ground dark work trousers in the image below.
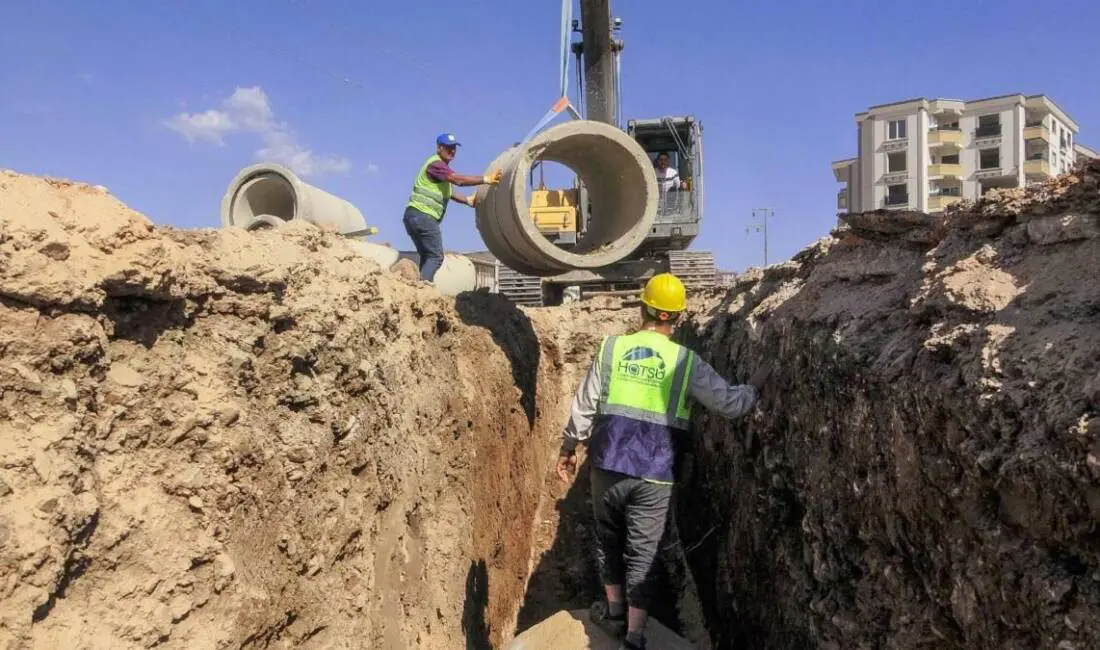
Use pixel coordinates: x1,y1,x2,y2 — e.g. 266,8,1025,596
402,206,445,281
590,466,673,611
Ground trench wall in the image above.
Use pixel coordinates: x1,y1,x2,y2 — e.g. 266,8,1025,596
674,161,1100,649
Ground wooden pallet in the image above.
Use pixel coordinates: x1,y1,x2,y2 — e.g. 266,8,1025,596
668,250,717,289
496,266,544,306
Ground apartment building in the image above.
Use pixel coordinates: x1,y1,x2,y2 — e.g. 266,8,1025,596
832,94,1091,214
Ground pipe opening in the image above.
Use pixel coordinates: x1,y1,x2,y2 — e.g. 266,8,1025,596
525,160,583,251
518,133,651,257
227,173,297,229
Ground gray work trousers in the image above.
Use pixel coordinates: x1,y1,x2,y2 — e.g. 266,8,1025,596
590,466,672,610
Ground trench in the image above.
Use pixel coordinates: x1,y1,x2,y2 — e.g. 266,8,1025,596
495,166,1100,648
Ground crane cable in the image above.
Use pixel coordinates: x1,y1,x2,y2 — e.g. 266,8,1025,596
519,0,581,145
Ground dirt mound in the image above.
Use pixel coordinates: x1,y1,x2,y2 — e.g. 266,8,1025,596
675,160,1100,649
0,169,634,649
390,257,420,283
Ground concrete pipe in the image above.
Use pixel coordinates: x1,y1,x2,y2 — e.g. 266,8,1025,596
473,120,658,276
220,163,367,235
345,239,401,270
395,252,478,296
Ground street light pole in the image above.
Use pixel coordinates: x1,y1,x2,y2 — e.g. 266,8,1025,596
746,207,774,267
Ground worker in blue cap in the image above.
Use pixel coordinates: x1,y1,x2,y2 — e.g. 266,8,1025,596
403,133,502,282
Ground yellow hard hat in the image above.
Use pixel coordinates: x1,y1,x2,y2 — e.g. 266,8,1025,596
641,273,687,314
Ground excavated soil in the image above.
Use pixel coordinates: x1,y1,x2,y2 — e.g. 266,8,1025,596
3,159,1100,650
675,160,1100,649
0,169,633,650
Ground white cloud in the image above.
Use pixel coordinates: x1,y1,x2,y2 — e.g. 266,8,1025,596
163,86,351,177
257,130,352,176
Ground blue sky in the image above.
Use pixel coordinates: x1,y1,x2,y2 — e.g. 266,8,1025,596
2,0,1097,272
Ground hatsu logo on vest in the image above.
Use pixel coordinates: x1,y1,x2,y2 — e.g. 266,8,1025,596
616,346,667,383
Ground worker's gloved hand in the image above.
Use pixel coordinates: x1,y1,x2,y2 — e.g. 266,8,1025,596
466,193,478,208
483,169,503,184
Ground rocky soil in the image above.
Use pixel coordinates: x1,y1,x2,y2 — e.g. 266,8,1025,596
0,169,633,650
676,160,1100,649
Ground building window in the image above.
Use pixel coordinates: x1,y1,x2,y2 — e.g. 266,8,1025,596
976,114,1001,138
888,119,907,140
887,152,907,173
941,154,960,164
979,148,1000,170
885,183,908,206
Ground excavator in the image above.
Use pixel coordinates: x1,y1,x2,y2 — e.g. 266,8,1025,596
493,0,717,306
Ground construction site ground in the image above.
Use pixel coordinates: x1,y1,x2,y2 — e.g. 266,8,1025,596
1,160,1100,649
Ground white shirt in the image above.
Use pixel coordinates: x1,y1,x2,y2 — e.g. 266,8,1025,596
655,166,680,193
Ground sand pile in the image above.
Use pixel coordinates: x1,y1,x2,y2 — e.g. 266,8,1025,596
0,169,634,649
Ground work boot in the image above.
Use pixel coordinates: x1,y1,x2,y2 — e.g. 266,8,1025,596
619,631,646,650
589,600,626,638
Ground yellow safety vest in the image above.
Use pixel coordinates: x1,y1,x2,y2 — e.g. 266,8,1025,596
407,154,451,221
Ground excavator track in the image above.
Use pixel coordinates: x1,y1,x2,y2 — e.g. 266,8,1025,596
667,250,717,290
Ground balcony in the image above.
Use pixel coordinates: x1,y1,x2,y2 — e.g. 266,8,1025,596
1024,158,1051,177
928,127,962,147
1024,123,1050,143
884,194,909,207
928,194,963,211
928,163,962,178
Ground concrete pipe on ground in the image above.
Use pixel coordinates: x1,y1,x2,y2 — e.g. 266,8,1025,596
345,239,401,270
473,120,658,276
220,163,368,235
395,252,478,296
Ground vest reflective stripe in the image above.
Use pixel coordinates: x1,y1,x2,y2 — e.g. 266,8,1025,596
407,154,451,220
597,332,694,430
588,331,695,482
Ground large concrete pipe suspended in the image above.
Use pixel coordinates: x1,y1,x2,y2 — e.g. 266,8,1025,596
473,120,657,276
220,163,368,235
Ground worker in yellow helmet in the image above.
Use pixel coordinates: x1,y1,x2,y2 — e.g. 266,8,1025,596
556,272,772,650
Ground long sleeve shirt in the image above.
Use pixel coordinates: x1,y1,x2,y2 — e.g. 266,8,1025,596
560,350,759,455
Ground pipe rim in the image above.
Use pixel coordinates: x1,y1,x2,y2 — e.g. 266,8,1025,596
475,120,658,276
219,163,307,229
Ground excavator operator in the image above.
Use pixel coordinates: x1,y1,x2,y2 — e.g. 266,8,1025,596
403,133,502,282
556,272,772,650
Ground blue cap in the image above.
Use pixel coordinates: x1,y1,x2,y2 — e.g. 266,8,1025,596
436,133,461,147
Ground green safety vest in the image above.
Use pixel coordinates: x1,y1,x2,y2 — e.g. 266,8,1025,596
407,154,452,221
589,330,695,482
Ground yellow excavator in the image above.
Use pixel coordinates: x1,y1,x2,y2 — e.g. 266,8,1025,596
495,0,717,306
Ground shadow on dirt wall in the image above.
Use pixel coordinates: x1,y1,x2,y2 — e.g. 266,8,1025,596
463,559,491,650
454,291,540,428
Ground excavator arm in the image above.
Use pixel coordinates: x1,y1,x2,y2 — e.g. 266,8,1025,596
578,0,618,126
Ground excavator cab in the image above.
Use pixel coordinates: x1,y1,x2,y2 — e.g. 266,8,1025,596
627,115,704,253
